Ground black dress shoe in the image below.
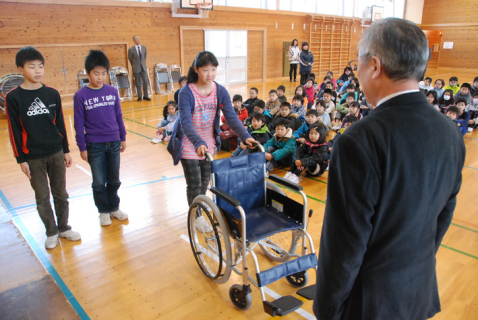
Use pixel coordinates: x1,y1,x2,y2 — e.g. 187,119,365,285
143,97,151,101
137,97,142,102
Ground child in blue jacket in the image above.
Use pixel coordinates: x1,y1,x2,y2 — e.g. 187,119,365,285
264,118,296,173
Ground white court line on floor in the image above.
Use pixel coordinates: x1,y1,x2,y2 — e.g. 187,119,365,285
179,234,315,320
149,118,162,122
75,164,92,177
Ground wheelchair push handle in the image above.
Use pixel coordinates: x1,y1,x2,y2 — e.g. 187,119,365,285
198,151,214,166
251,143,265,153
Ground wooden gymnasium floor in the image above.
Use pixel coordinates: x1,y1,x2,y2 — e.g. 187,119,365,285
0,68,477,320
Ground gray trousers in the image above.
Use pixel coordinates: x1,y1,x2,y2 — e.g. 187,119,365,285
26,150,71,236
133,68,149,98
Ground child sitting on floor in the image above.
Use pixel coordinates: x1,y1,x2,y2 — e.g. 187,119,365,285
338,83,358,104
444,76,460,95
221,94,248,124
295,85,308,106
454,83,472,105
304,77,316,109
316,100,331,130
244,100,272,126
446,105,459,122
269,102,301,134
438,89,455,113
328,115,358,157
334,92,355,129
322,88,336,118
433,79,445,98
290,94,306,121
465,92,478,132
264,118,296,173
426,90,440,111
232,113,271,157
266,89,282,116
244,87,259,114
152,101,178,143
277,85,287,103
341,101,362,127
455,98,470,136
294,109,319,143
284,123,328,183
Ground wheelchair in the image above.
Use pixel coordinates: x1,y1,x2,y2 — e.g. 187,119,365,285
187,147,318,317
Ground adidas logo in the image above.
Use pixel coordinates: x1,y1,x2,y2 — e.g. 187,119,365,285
27,98,50,116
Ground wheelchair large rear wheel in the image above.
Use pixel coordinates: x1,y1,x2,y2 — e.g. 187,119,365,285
259,182,300,262
188,195,232,284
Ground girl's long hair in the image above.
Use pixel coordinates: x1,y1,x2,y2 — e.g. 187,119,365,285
291,39,298,46
306,123,326,144
427,90,438,105
187,51,219,84
340,66,354,79
295,85,307,98
438,89,455,106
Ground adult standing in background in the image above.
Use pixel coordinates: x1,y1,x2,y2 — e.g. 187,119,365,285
313,18,465,320
299,41,314,85
128,35,151,102
288,39,300,82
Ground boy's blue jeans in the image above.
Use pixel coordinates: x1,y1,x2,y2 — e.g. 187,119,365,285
87,140,121,213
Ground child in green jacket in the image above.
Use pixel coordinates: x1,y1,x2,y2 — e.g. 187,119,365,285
264,118,296,173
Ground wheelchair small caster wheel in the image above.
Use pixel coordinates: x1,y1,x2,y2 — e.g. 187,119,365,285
286,271,309,288
229,284,252,310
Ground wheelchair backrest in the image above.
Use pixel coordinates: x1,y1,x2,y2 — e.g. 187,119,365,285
211,152,265,214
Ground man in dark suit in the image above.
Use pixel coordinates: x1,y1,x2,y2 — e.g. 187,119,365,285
313,18,465,320
128,35,150,101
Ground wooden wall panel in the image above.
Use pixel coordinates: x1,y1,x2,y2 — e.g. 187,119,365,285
422,0,478,69
0,1,363,99
247,30,263,82
182,30,205,74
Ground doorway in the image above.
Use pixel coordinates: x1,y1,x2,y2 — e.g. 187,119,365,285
205,30,248,85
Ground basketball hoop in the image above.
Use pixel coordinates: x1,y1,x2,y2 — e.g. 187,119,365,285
195,2,213,19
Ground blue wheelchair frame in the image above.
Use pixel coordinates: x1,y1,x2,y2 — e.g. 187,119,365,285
187,150,317,316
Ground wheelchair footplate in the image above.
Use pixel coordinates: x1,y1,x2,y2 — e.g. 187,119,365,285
263,295,303,317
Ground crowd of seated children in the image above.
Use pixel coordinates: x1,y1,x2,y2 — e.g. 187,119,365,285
268,102,302,134
290,95,306,121
317,81,338,103
333,92,355,129
277,85,287,103
444,76,460,95
426,90,440,111
283,124,328,183
244,87,259,114
338,83,359,105
454,83,472,105
295,85,309,106
266,89,281,116
438,89,455,112
152,101,178,144
327,115,358,158
244,99,272,126
264,118,296,174
341,101,362,128
455,98,471,135
232,113,271,157
466,92,478,130
316,100,332,130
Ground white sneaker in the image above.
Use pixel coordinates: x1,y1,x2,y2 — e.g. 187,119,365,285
326,164,329,171
100,213,112,226
111,210,128,221
59,229,81,241
195,216,213,233
45,234,59,250
289,174,300,184
467,127,474,133
151,134,163,144
284,172,292,181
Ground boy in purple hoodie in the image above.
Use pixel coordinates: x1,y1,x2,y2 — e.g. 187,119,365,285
74,50,128,226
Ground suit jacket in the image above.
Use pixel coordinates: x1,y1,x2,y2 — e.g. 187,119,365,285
313,92,465,320
128,45,148,73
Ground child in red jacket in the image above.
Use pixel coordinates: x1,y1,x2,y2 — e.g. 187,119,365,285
221,94,248,124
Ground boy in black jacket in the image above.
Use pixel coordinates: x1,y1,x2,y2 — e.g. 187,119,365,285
244,100,272,126
244,87,260,114
6,47,80,249
232,113,271,157
268,102,302,135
